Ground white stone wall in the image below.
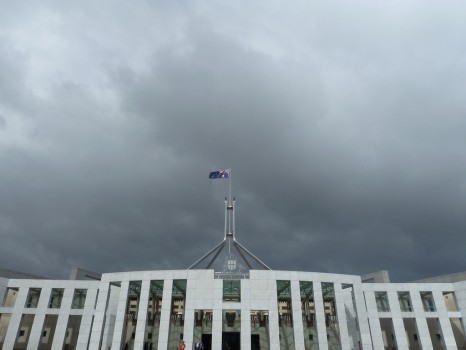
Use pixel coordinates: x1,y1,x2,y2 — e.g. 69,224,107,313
1,270,466,350
0,278,12,348
453,280,466,346
362,282,464,350
0,279,100,350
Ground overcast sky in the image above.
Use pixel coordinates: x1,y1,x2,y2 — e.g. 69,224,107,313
1,0,466,281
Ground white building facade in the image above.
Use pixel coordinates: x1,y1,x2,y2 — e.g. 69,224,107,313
1,268,466,350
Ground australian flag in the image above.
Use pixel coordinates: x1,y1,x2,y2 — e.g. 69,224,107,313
209,169,230,179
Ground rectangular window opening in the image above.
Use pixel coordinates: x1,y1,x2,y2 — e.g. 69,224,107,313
223,280,241,302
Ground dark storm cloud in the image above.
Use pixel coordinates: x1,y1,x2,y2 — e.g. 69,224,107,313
1,0,466,281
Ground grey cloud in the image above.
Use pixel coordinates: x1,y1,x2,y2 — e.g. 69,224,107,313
1,1,466,281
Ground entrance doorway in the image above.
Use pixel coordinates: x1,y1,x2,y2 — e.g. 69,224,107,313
201,334,212,350
222,332,240,350
251,334,260,350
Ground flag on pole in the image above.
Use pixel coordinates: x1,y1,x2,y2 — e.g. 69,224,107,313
209,169,230,179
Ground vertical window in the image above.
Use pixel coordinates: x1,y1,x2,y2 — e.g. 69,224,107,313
168,280,187,350
145,280,164,347
374,291,390,312
420,292,436,312
449,318,466,349
222,310,241,349
14,315,35,348
64,315,82,349
277,280,295,350
40,315,58,346
49,288,64,309
442,291,459,312
71,289,87,309
299,281,318,348
397,291,412,312
193,309,213,349
0,313,13,345
223,280,241,302
250,310,269,350
122,281,142,349
25,288,41,308
402,318,419,347
379,318,397,349
2,288,18,307
426,318,444,348
322,282,341,350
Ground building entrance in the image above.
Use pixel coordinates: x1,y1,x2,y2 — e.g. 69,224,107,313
251,334,260,350
201,334,212,350
222,332,240,350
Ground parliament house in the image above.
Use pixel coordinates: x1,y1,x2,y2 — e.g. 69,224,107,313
1,199,466,349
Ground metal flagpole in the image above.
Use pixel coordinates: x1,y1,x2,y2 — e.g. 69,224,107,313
189,167,271,272
228,169,232,254
229,168,232,205
224,198,228,239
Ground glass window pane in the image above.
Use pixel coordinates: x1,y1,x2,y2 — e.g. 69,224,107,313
193,309,212,350
122,281,142,350
25,288,41,308
145,280,164,349
420,292,436,312
251,310,269,350
72,289,87,309
223,280,241,302
277,280,295,350
299,281,319,349
49,288,64,309
397,291,412,312
168,280,186,350
374,291,390,312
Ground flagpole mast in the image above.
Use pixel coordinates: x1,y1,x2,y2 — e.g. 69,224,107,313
227,168,233,254
229,168,232,205
189,168,271,272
